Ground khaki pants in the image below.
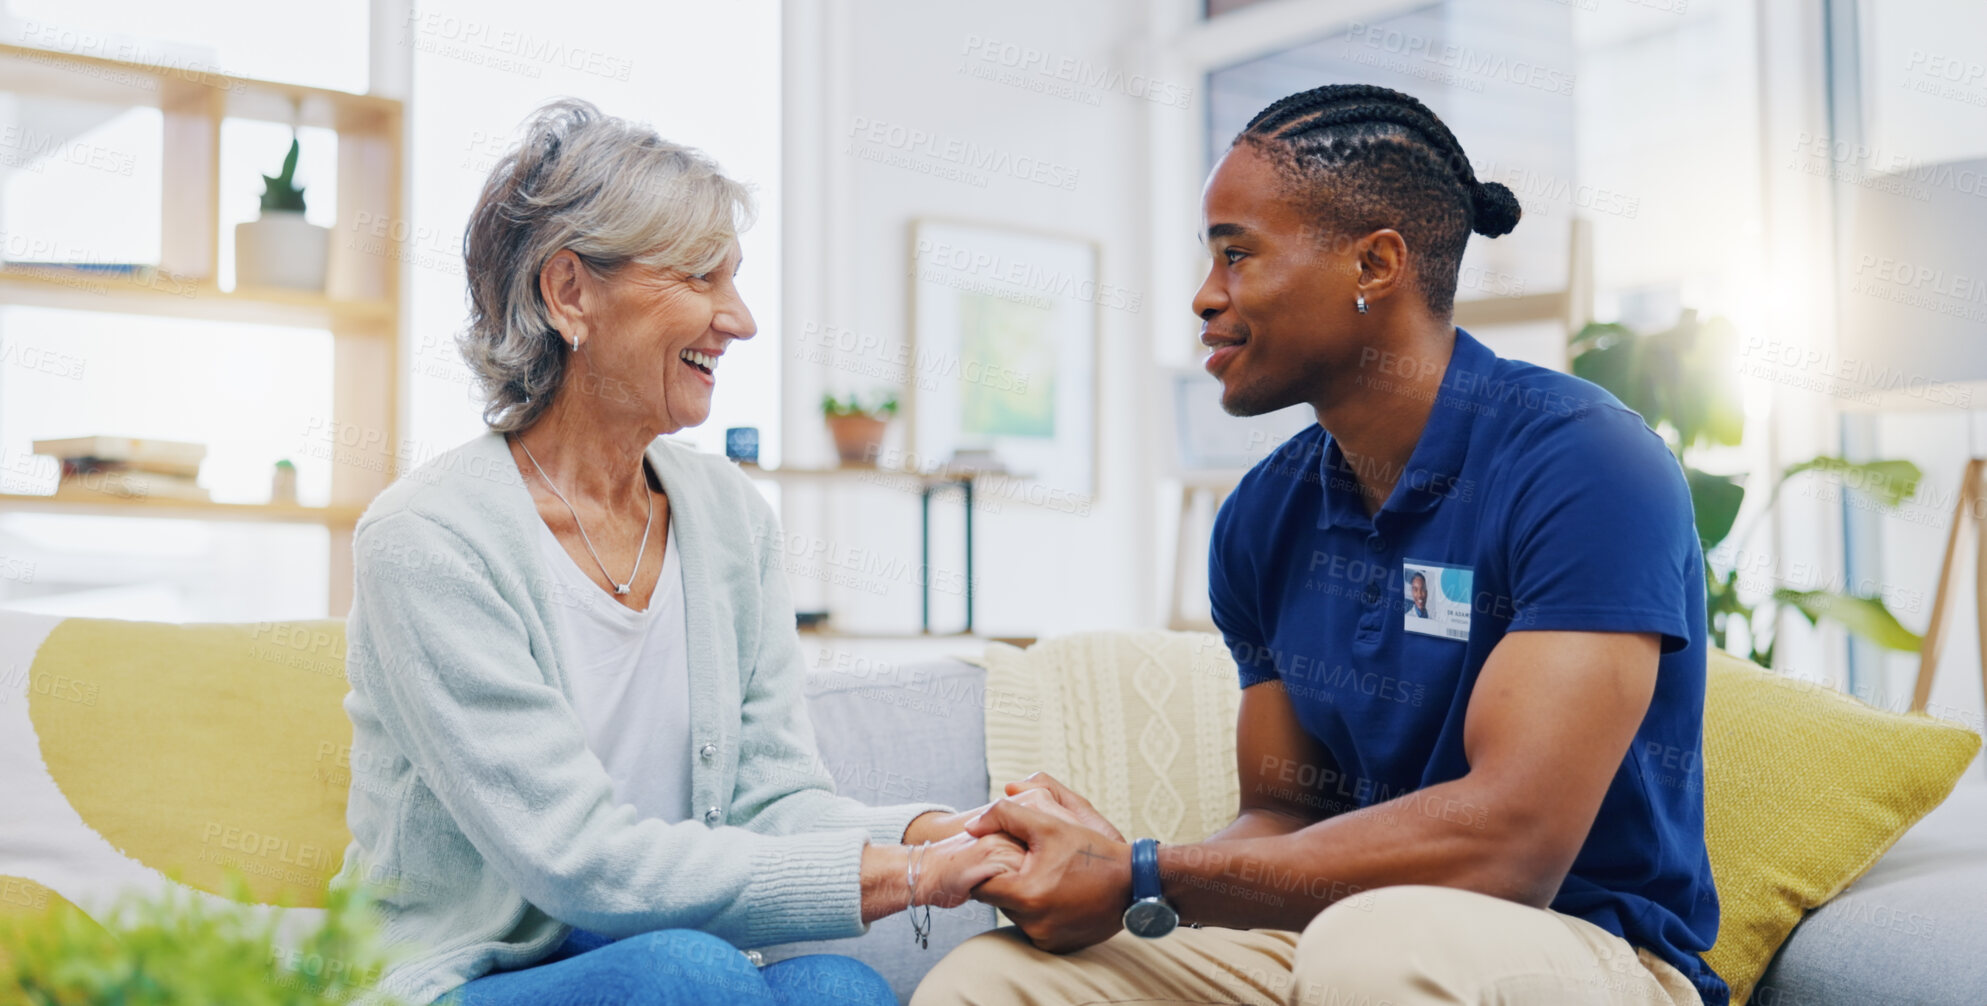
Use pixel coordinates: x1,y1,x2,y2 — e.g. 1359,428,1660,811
911,885,1705,1006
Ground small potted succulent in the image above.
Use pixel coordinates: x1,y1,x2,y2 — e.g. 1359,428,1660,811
821,391,899,466
270,458,298,504
235,137,329,292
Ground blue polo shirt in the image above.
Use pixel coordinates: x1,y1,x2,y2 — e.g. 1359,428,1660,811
1208,327,1725,1005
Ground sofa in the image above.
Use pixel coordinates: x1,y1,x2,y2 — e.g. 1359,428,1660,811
798,654,1987,1005
1,613,1981,1004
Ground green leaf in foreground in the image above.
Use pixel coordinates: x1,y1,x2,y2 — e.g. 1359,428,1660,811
1686,468,1745,550
0,875,407,1005
1773,588,1925,653
1781,457,1923,508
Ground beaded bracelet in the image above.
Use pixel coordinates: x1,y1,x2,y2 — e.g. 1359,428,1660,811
905,840,934,949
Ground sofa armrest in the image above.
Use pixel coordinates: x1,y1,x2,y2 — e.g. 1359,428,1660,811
754,656,998,1004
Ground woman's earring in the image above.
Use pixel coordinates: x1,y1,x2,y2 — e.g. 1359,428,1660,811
1356,292,1369,314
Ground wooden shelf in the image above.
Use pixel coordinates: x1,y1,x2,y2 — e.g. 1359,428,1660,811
0,491,364,526
0,43,399,129
800,629,983,640
0,268,394,329
741,463,1022,487
0,39,408,615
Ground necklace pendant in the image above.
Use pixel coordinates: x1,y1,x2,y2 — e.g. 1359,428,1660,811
512,434,654,599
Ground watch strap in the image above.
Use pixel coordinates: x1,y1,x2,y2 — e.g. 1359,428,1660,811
1130,837,1162,902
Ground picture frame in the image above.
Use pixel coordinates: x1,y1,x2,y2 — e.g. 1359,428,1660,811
905,218,1101,499
1166,366,1313,475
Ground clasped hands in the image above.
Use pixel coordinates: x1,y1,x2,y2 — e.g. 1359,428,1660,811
909,772,1134,954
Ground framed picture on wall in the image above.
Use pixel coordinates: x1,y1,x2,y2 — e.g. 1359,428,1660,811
1167,366,1313,474
906,218,1100,499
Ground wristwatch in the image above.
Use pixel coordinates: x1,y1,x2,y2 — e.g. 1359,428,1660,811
1121,837,1179,938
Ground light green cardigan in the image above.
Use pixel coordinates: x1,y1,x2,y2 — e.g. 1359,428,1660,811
333,430,945,1005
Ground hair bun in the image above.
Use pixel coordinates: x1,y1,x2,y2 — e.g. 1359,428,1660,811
1470,180,1521,238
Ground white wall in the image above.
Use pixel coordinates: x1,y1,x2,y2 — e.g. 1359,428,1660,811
782,0,1175,636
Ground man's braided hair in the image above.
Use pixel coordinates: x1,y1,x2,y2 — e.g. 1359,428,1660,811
1235,84,1521,316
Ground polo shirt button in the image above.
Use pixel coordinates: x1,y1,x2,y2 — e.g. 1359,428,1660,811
704,806,722,825
700,742,718,760
1362,584,1382,604
1367,537,1387,553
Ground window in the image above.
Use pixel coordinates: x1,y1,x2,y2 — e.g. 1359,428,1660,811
1203,1,1764,365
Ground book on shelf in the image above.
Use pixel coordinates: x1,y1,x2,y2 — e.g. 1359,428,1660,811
51,470,211,503
2,261,151,275
57,457,205,480
32,435,206,478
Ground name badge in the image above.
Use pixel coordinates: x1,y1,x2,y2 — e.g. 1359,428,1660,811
1403,560,1472,641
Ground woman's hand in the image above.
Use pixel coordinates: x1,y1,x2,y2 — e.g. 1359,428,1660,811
859,831,1024,922
916,830,1026,908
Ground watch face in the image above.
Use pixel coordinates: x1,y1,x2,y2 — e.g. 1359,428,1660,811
1123,898,1179,938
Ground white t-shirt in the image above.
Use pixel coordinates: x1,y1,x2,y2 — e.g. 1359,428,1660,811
532,508,691,824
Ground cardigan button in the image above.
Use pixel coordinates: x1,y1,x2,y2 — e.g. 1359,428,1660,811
704,806,722,825
700,742,718,760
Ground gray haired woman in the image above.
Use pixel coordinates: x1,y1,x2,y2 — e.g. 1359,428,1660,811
332,98,1029,1006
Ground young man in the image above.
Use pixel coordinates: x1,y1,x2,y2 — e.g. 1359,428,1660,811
915,84,1724,1006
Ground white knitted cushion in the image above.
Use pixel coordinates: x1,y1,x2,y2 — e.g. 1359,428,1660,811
983,631,1241,844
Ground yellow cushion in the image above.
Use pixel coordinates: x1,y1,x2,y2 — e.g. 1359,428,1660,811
0,615,353,909
1700,649,1981,1003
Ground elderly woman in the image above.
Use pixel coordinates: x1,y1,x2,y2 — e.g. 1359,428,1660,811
332,99,1024,1006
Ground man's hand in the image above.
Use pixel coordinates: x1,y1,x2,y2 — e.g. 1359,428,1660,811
903,784,1097,845
1001,772,1126,843
964,796,1132,953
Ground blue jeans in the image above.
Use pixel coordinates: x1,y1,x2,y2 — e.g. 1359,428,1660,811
438,928,897,1006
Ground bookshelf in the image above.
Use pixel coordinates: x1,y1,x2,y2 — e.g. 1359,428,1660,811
0,265,395,328
0,41,405,616
0,490,364,527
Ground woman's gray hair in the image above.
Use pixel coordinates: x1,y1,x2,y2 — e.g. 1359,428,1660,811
459,97,756,432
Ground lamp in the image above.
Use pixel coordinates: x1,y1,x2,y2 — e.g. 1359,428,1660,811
1835,156,1987,718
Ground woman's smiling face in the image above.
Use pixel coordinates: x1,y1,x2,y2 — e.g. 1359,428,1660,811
559,240,756,433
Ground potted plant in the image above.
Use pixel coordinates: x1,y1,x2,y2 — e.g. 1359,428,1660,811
235,137,329,292
270,458,298,504
0,875,406,1005
1570,312,1923,666
821,391,899,466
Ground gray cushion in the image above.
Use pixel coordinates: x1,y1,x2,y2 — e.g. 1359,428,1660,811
1751,777,1987,1005
756,658,998,1004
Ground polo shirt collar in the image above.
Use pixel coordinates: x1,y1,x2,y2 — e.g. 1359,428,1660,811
1317,327,1493,529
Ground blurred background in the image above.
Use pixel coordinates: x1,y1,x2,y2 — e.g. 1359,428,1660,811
0,0,1982,740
